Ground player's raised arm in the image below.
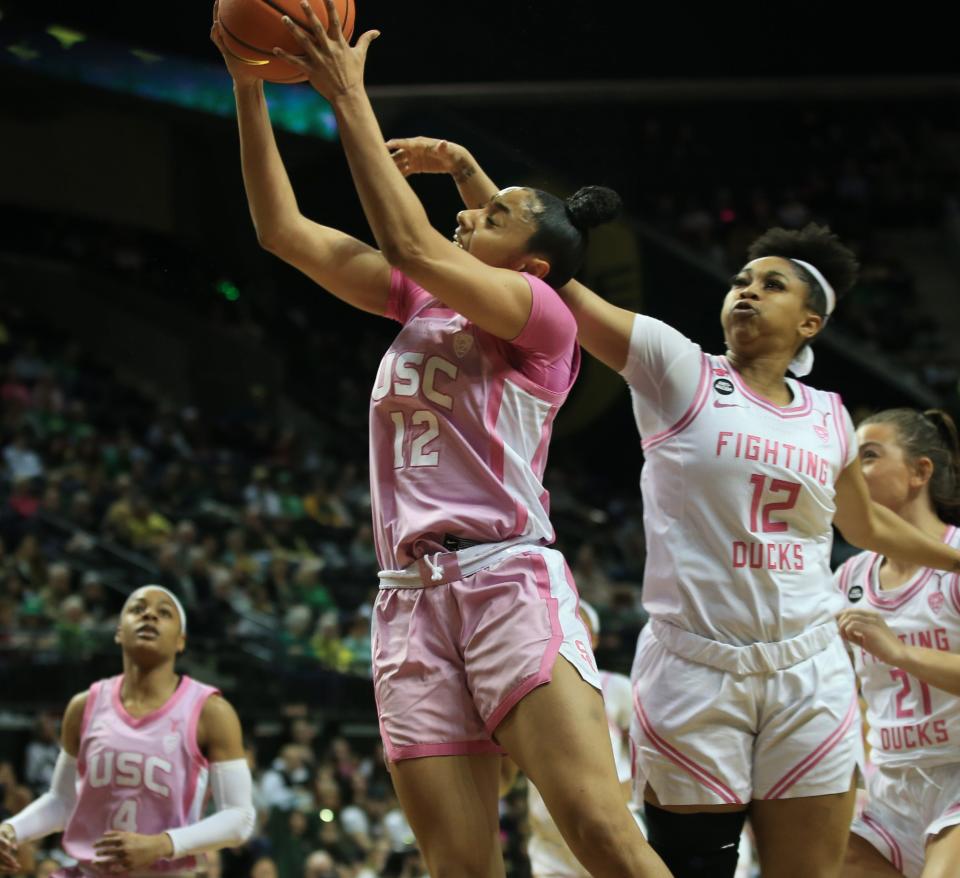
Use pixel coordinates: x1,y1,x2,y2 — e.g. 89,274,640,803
211,2,392,316
834,459,960,573
387,136,637,370
272,3,618,341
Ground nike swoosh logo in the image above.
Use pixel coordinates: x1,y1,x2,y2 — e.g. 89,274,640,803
713,400,743,408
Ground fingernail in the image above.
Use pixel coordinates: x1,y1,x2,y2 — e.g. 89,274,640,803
282,15,291,23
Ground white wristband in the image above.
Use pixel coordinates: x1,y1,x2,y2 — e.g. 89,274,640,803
165,759,255,857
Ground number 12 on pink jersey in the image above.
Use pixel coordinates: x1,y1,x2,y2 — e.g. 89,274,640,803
748,474,802,533
391,411,440,468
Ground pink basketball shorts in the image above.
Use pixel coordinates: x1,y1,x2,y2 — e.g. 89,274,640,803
372,542,601,762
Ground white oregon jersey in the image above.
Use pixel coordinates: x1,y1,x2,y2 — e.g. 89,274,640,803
837,525,960,769
527,671,633,876
622,315,857,645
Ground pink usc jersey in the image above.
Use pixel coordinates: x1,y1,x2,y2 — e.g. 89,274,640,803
63,675,219,874
370,269,580,570
837,526,960,769
622,315,857,645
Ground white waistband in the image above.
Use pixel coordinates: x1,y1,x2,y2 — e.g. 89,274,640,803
378,538,540,588
649,617,839,675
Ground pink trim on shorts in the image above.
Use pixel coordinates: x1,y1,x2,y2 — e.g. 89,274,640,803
641,353,710,452
829,392,848,468
634,696,744,805
378,710,502,762
860,811,903,873
418,308,457,318
484,552,564,734
384,738,504,762
724,356,814,418
762,693,858,800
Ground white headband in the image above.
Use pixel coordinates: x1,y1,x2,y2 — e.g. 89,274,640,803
790,259,836,316
127,585,187,635
579,600,600,637
788,259,835,378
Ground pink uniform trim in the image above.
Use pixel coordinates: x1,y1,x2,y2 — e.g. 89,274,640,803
723,356,814,418
837,558,854,594
485,375,507,481
484,552,564,734
634,696,744,805
866,527,957,611
477,332,579,404
110,675,194,729
384,739,505,761
418,307,457,318
762,693,858,800
641,353,711,452
860,811,904,873
77,682,102,774
829,392,849,469
950,574,960,616
181,688,217,816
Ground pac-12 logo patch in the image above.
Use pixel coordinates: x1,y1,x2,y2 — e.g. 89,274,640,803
452,332,473,359
929,591,945,615
713,378,734,395
847,585,864,603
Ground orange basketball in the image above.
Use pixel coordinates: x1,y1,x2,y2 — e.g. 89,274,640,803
217,0,356,84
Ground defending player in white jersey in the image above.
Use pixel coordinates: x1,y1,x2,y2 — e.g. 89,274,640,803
390,138,960,878
0,586,254,877
837,408,960,878
213,6,670,876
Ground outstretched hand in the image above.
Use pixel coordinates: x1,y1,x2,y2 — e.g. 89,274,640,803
210,1,263,86
275,0,379,102
386,137,464,178
0,824,19,874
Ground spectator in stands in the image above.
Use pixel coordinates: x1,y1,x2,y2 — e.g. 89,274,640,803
23,714,59,796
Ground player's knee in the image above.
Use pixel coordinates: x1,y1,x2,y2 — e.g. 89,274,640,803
644,803,747,878
423,835,499,878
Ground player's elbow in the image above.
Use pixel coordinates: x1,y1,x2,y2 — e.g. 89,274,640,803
232,806,257,846
835,512,878,552
255,224,289,256
379,237,427,273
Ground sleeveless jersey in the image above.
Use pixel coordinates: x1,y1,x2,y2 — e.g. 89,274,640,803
837,525,960,768
370,269,579,570
623,315,857,645
63,674,218,873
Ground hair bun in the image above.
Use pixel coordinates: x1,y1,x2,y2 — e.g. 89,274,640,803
565,186,622,231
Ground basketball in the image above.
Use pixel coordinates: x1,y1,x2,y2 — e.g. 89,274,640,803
217,0,356,84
